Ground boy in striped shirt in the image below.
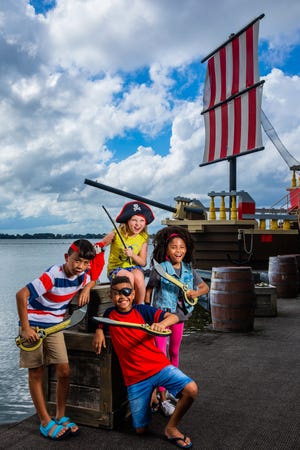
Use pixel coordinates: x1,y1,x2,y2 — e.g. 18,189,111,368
16,239,101,440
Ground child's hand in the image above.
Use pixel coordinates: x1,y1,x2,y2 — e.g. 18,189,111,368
77,286,91,306
123,247,134,258
186,289,198,299
21,327,39,343
150,322,168,333
93,329,106,355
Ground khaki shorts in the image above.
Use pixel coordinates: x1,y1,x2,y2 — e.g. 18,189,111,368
20,330,68,369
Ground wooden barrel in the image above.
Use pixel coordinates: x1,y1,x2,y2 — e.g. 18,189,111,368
295,254,300,293
283,254,300,293
210,267,256,332
268,255,299,298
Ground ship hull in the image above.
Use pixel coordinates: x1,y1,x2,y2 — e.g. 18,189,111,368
163,219,300,271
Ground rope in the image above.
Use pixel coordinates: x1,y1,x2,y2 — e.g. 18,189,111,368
243,232,253,255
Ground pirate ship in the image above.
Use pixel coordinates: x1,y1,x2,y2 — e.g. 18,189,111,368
85,14,300,272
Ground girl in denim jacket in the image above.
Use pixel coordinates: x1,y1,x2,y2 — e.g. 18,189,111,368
145,226,209,416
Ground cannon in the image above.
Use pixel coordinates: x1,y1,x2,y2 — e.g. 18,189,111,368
84,178,205,220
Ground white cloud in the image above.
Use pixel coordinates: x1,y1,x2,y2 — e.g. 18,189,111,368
44,0,300,72
1,0,300,234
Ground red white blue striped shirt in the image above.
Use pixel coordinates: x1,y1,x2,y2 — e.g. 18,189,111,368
26,264,90,328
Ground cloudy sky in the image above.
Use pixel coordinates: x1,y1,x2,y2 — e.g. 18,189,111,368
1,0,300,235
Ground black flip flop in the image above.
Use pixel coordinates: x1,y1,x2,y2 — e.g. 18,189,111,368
166,434,193,448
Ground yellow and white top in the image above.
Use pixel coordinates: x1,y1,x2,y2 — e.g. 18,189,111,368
107,231,148,274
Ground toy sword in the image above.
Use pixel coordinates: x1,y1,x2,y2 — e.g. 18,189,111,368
93,316,172,337
102,205,132,264
152,259,198,306
15,305,87,351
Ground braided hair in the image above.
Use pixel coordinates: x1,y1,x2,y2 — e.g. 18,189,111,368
151,226,194,264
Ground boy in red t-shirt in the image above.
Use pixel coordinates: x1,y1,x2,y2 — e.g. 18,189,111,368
93,276,198,448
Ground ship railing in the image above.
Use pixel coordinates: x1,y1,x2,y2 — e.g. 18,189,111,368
271,189,300,210
242,213,298,230
206,190,298,230
207,191,239,221
270,193,290,210
207,190,256,221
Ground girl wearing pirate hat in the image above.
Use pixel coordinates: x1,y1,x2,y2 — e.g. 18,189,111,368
96,201,155,304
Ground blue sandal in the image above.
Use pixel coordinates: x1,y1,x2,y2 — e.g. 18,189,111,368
40,419,70,440
55,416,80,436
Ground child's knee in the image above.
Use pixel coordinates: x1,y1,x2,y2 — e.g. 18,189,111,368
183,380,198,399
169,348,179,360
56,363,70,379
133,270,145,286
29,366,44,381
119,269,134,283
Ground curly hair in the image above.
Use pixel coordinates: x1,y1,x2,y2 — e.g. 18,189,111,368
151,226,194,264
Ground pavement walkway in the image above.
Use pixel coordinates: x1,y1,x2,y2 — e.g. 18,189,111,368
1,296,300,449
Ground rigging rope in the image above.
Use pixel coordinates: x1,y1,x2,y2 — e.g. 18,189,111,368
261,109,300,170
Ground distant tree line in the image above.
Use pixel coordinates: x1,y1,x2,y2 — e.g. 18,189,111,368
0,233,105,239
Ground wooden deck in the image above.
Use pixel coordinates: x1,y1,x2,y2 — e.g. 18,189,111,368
1,295,300,449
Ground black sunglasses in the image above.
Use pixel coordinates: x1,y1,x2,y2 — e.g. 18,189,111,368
111,287,133,296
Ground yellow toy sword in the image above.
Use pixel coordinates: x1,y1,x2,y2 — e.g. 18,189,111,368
15,305,87,351
93,316,172,337
152,259,198,306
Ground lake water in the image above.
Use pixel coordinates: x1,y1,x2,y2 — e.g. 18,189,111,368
0,238,109,424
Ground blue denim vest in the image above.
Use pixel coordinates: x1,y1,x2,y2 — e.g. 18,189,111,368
153,260,194,314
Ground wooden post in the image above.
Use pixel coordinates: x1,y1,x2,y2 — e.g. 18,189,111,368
219,196,226,220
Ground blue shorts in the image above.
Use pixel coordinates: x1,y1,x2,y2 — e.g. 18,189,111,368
108,265,143,281
127,365,193,429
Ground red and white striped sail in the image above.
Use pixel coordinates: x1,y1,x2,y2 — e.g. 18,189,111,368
201,15,264,165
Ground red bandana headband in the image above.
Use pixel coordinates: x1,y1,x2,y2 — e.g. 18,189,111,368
70,243,79,252
166,233,180,242
166,233,181,261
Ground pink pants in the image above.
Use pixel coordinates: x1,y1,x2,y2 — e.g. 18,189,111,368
155,321,185,393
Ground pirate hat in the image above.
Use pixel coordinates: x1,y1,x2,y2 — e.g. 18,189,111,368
116,201,155,224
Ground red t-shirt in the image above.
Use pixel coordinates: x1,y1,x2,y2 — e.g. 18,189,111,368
103,305,171,386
